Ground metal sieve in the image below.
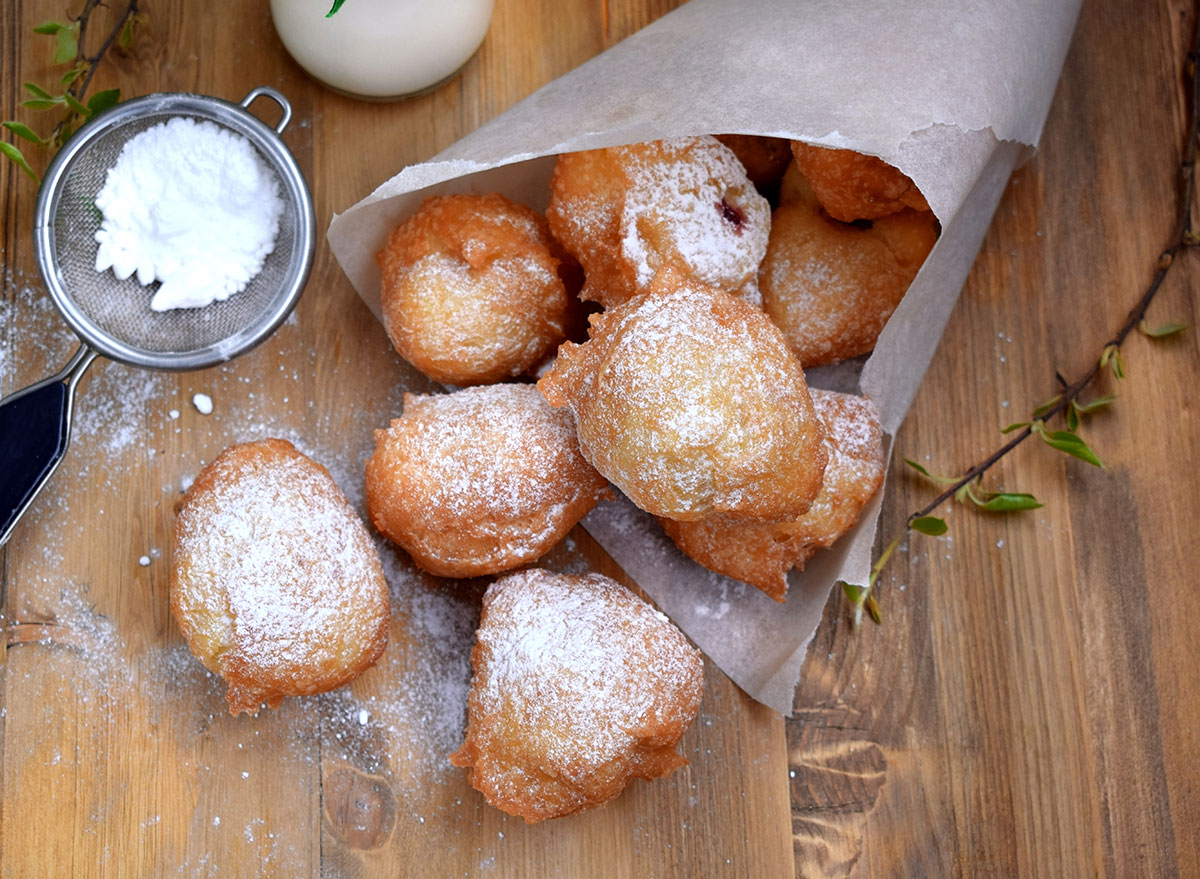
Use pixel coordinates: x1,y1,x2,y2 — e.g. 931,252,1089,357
0,86,316,546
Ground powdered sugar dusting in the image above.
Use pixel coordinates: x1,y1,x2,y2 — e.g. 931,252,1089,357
619,136,768,299
317,543,477,786
787,389,886,544
368,384,609,573
412,385,583,519
93,116,284,311
462,569,703,812
545,278,824,519
173,440,387,703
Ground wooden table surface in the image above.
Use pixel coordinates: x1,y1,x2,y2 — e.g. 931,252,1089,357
2,1,1197,876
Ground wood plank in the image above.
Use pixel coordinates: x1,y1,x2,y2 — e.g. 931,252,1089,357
784,1,1200,877
1,1,796,876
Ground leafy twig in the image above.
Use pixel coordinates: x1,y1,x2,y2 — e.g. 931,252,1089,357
1,0,140,181
843,10,1199,626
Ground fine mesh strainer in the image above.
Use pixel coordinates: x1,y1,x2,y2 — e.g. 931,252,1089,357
0,87,315,546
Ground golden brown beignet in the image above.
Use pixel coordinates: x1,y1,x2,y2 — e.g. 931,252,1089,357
714,134,792,190
659,390,887,601
170,438,390,715
790,141,929,222
759,196,938,368
538,269,827,522
449,569,704,823
545,136,770,309
365,384,611,577
377,193,569,385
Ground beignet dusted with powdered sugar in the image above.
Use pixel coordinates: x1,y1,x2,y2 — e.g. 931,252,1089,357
538,268,827,522
449,569,704,823
762,168,938,368
170,438,390,715
377,193,572,386
545,136,769,309
658,390,887,601
364,384,611,578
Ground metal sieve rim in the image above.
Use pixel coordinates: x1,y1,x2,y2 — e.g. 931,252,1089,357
31,88,316,372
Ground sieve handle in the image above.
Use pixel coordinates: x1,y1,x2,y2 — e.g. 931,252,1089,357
0,345,98,548
240,86,292,134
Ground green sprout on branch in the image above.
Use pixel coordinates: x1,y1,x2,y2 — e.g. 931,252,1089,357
839,15,1198,628
1,1,141,182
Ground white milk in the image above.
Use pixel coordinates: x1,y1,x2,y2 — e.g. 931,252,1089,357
270,0,494,100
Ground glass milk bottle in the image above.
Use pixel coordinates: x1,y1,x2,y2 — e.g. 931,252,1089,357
270,0,495,100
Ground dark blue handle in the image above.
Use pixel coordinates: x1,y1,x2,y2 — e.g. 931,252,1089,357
0,381,70,542
0,346,96,547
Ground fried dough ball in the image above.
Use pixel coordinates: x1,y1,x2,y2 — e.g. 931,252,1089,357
538,269,827,522
449,569,704,823
546,136,770,309
170,439,390,715
759,196,938,368
377,193,570,385
778,159,821,209
658,390,886,601
365,384,610,578
790,141,928,222
714,134,792,190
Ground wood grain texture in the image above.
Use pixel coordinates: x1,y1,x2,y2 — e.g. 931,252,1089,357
2,0,1197,877
0,1,794,877
786,1,1200,877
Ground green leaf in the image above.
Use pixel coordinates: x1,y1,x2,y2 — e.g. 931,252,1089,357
1032,394,1063,419
118,15,138,50
911,515,948,536
1001,420,1031,434
1038,428,1105,468
1101,344,1125,379
864,595,882,625
0,141,38,181
2,121,43,144
903,458,959,485
86,89,121,117
63,93,89,116
23,82,53,99
53,26,79,64
21,98,61,111
60,64,86,87
1066,403,1079,432
1073,395,1116,414
840,581,864,604
1138,320,1187,338
904,458,932,478
973,492,1043,512
326,0,348,16
954,483,971,503
32,20,66,35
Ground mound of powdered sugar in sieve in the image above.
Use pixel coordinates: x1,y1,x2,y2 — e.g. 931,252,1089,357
93,116,284,312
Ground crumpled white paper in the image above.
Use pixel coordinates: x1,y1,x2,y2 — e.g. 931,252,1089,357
328,0,1082,714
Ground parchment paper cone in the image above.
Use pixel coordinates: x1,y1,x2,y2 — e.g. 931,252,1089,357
327,0,1083,714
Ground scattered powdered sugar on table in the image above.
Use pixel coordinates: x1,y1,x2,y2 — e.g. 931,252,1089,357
93,116,283,311
0,266,77,386
317,543,478,787
74,365,171,461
